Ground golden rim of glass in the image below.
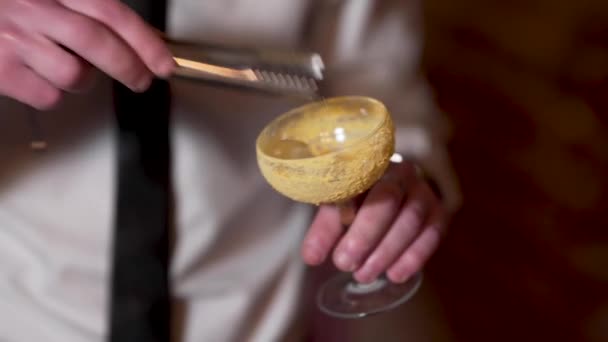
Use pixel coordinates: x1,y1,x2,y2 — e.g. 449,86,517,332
256,96,390,161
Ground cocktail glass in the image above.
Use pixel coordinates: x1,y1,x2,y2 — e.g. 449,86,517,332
256,96,422,318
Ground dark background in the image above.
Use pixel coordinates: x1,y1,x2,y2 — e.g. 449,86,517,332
424,0,608,341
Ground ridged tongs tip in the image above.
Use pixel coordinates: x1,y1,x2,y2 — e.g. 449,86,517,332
168,39,324,98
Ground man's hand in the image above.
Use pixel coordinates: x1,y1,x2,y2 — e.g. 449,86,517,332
0,0,175,109
301,160,447,284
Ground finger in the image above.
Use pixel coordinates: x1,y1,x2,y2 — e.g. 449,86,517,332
0,58,61,110
15,31,93,92
31,3,152,91
387,208,447,283
301,205,343,265
337,201,358,226
353,183,435,283
57,0,175,77
332,162,415,272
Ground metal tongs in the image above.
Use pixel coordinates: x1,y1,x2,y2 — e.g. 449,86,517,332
165,37,324,99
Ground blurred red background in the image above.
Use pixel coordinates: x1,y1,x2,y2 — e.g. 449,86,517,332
423,0,608,341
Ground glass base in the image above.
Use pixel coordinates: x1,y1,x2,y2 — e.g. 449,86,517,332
317,272,423,319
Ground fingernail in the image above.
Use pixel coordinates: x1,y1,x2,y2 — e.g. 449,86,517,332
302,242,325,265
156,58,176,78
355,270,374,284
132,75,152,92
335,252,356,272
392,272,409,284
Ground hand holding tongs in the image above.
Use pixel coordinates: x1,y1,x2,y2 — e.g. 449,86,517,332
164,36,325,99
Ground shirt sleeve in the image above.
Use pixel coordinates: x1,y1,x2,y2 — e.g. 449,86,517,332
305,0,462,212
